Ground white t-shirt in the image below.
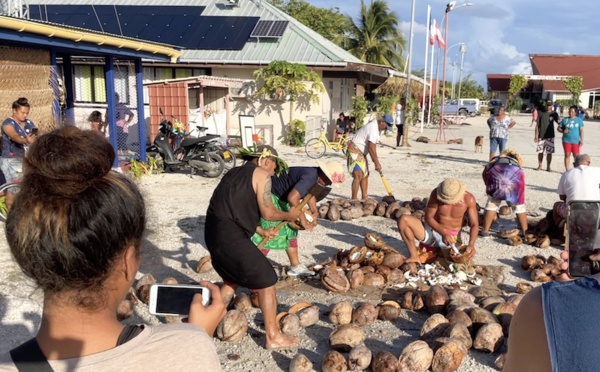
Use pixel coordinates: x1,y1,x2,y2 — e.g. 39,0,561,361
395,104,405,125
557,165,600,203
351,120,381,154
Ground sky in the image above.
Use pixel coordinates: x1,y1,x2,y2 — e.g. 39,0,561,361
307,0,597,88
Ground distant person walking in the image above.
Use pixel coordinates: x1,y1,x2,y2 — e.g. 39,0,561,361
557,105,584,171
395,97,406,148
534,101,559,172
486,106,516,161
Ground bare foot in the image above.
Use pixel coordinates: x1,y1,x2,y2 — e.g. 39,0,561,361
535,166,542,171
266,332,299,350
546,168,552,172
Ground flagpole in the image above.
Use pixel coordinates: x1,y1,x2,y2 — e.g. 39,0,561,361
427,41,435,125
402,0,416,147
420,5,431,133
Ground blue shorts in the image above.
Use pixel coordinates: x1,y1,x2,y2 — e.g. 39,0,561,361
490,137,507,153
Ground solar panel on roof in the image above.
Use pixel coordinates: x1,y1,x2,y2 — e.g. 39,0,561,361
267,20,288,37
250,20,273,38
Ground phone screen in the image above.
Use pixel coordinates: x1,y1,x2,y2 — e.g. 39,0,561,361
567,201,600,277
152,285,208,316
31,128,39,135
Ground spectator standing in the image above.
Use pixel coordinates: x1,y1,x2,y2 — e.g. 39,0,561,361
577,105,586,120
486,106,516,161
88,110,106,136
534,101,559,171
395,98,406,148
106,93,134,152
557,105,585,171
530,105,538,127
479,149,528,238
346,115,391,200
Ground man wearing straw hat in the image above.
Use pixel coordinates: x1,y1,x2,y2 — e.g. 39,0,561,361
252,160,345,276
205,145,304,350
397,178,479,264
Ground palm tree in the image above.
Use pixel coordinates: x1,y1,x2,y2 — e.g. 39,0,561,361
335,0,405,69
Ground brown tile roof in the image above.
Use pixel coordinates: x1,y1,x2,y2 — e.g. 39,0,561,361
529,54,600,92
487,74,512,91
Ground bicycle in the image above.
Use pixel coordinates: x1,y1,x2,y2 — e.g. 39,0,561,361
0,182,21,222
305,126,352,159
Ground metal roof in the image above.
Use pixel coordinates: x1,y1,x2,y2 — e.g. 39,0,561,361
28,0,365,66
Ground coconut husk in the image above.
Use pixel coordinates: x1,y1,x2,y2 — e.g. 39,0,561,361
298,306,319,328
289,353,313,372
362,272,385,287
347,269,365,289
498,229,520,238
322,267,350,292
322,350,348,372
375,202,388,217
327,205,342,221
371,351,399,372
318,204,330,219
348,344,372,371
530,268,551,282
420,313,450,340
398,340,434,372
329,324,365,352
233,293,253,312
443,323,472,350
366,251,385,266
378,301,401,321
507,235,523,246
479,296,505,312
425,285,450,314
362,204,376,217
381,253,406,269
329,301,353,325
493,302,517,336
473,323,504,353
196,256,213,273
498,206,512,216
375,265,392,281
495,353,507,370
279,312,300,336
387,268,405,284
431,338,468,372
535,235,551,248
352,303,378,327
364,232,386,250
516,282,533,294
340,209,354,221
385,202,400,219
468,307,499,333
446,309,473,331
416,136,430,143
449,245,474,264
216,309,248,342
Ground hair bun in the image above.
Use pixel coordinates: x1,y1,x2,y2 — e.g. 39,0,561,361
24,127,115,196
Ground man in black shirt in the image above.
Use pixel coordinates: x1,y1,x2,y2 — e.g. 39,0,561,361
534,101,559,171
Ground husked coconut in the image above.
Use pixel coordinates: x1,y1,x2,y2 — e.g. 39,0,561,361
318,204,330,218
443,323,472,350
425,285,450,314
341,209,354,221
327,205,342,221
375,202,388,217
371,351,399,372
382,253,406,269
469,307,499,333
506,294,525,307
233,293,253,313
196,256,213,273
322,351,348,372
352,303,378,327
362,273,385,287
385,202,401,218
377,301,401,321
348,344,372,371
473,323,504,353
420,313,450,340
322,267,350,292
448,289,476,304
289,353,313,372
347,269,365,289
516,282,533,294
330,302,353,325
330,324,366,352
479,296,505,312
216,309,248,342
493,302,517,336
530,268,551,282
279,313,300,336
387,268,405,284
446,310,473,331
431,338,468,372
398,340,434,372
298,306,319,328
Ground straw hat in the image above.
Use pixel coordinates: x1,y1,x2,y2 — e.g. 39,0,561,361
436,178,466,205
500,148,524,167
317,161,345,188
239,145,288,176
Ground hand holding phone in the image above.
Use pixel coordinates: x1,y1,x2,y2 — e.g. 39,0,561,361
187,281,227,336
566,201,600,277
149,284,210,317
31,128,39,136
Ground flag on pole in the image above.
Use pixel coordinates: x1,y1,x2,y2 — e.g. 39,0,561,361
432,18,446,49
429,15,435,46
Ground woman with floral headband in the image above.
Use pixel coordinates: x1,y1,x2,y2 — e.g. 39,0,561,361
204,145,305,350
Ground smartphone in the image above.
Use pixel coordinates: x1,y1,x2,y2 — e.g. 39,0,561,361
148,284,210,317
31,128,39,135
566,201,600,277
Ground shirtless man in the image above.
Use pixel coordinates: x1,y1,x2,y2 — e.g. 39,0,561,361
205,146,308,349
397,178,479,263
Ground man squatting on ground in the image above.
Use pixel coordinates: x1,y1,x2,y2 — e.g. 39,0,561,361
480,149,528,237
346,114,393,200
397,178,479,264
204,146,307,349
251,160,345,277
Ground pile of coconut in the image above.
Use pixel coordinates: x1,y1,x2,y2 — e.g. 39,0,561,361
496,207,564,247
284,284,523,372
315,232,481,293
520,254,563,283
318,197,428,222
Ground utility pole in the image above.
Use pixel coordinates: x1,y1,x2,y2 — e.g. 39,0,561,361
402,0,416,147
457,43,467,99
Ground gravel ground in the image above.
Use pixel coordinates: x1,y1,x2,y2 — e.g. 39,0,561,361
1,113,599,371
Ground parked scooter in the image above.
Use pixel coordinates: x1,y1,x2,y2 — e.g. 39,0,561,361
147,111,225,178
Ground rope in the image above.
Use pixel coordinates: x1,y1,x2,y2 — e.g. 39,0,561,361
91,5,104,33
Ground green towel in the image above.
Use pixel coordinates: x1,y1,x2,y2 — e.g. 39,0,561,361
251,194,298,250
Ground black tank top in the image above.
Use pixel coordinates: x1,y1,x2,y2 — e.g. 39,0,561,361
206,162,259,237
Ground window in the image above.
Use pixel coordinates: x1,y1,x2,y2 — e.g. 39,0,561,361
588,91,600,109
73,65,129,104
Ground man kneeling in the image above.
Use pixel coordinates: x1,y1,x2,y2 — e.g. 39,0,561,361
397,178,479,263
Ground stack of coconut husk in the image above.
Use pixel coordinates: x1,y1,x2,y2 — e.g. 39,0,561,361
318,197,428,222
520,254,563,282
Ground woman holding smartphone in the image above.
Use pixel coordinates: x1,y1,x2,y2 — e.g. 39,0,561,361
0,127,225,370
1,97,37,209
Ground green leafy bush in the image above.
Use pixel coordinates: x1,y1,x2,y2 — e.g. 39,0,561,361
288,119,306,146
351,95,369,129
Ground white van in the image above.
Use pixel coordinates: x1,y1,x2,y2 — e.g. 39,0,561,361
459,99,480,115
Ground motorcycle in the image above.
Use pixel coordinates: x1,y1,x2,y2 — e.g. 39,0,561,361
146,112,225,178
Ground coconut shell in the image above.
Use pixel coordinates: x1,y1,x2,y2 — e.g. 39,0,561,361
371,351,399,372
289,353,313,372
448,245,474,264
541,263,560,277
318,204,330,219
385,202,400,218
362,273,385,287
322,267,350,292
375,202,388,217
431,338,468,372
378,304,401,321
135,273,156,291
327,205,342,221
233,293,253,313
420,313,450,340
535,217,550,234
216,309,248,342
117,299,135,321
382,195,396,204
479,296,505,312
493,302,517,336
298,306,319,328
348,344,372,371
516,282,533,294
322,350,348,372
364,232,385,250
473,323,504,353
347,269,365,289
398,340,434,372
330,302,353,325
381,253,406,269
196,256,213,273
524,233,538,244
329,324,366,352
446,309,473,331
279,313,301,336
425,285,450,314
366,251,385,266
443,323,472,350
469,307,499,333
352,303,378,327
348,246,367,264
